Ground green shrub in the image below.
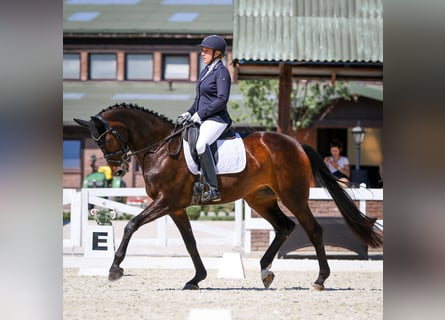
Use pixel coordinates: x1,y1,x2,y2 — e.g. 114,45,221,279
116,213,134,220
208,202,235,216
186,206,202,220
63,211,70,222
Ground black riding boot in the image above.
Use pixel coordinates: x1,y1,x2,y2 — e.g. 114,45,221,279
199,145,221,202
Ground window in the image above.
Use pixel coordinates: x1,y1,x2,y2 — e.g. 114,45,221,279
126,53,153,80
63,53,80,79
89,53,116,79
63,140,81,169
163,55,189,80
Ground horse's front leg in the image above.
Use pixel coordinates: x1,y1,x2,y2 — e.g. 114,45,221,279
170,209,207,290
108,199,168,281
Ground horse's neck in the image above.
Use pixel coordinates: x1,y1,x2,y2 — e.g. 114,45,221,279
128,114,173,150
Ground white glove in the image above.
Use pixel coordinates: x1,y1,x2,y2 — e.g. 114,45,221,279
180,112,191,120
190,112,201,124
176,112,191,124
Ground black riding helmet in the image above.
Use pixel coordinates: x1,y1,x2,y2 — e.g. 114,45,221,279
197,35,227,63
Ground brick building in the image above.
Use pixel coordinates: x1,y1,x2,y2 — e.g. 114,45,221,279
63,0,383,189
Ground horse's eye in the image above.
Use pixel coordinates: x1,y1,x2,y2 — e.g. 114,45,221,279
105,137,113,145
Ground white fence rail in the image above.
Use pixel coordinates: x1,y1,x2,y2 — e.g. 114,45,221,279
63,187,382,253
63,188,243,250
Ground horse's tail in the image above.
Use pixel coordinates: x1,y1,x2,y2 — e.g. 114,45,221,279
302,144,383,248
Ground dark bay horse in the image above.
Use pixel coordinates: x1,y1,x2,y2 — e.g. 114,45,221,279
74,103,383,290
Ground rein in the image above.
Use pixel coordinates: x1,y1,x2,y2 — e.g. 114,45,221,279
125,122,192,159
92,111,193,170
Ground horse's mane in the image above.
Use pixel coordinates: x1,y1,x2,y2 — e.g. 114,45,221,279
99,102,174,124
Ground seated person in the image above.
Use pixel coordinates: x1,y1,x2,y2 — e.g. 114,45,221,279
324,140,350,185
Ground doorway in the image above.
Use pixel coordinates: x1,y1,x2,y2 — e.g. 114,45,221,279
317,128,348,158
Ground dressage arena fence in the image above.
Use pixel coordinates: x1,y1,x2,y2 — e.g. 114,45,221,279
63,187,383,254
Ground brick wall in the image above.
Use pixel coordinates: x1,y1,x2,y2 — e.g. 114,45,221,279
251,199,383,252
63,173,82,188
251,230,270,252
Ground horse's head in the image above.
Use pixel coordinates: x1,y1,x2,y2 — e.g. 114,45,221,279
74,114,130,177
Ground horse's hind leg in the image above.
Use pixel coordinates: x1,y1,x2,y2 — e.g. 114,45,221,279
245,188,295,289
170,209,207,290
280,197,330,290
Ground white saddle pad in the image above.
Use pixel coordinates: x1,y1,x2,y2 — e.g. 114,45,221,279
183,133,247,175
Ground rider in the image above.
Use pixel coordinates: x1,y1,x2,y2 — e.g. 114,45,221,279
177,35,232,202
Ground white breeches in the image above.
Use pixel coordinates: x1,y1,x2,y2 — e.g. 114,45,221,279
196,120,228,155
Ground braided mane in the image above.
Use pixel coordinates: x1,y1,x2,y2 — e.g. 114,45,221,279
99,102,174,124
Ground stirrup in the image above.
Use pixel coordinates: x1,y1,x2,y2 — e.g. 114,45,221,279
202,186,221,202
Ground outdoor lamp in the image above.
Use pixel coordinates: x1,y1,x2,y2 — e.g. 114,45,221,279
351,121,366,170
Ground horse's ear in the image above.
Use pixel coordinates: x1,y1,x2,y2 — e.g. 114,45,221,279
74,118,90,127
90,115,107,140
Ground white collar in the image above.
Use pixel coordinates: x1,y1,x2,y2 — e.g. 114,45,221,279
206,59,220,71
201,60,220,81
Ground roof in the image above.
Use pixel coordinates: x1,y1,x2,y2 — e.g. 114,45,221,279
348,83,382,101
63,0,234,35
232,0,383,63
63,81,249,126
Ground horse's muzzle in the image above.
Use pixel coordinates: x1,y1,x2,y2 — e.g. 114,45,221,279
114,168,125,177
112,163,128,177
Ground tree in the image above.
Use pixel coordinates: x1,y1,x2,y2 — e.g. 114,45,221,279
231,79,351,135
231,79,279,130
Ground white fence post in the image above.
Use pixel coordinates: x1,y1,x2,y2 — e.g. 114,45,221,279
243,203,252,253
234,199,243,246
81,188,90,249
71,190,82,247
63,189,82,248
359,183,367,215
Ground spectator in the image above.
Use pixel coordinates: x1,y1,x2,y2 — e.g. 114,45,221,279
324,140,350,185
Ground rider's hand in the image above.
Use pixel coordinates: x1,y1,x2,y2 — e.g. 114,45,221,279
190,112,201,124
176,112,191,124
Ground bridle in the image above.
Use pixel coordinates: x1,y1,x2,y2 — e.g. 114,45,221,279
90,114,191,169
90,115,130,166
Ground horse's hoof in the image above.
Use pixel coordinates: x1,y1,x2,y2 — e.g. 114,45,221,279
261,270,275,289
312,282,325,291
108,267,124,281
183,283,200,290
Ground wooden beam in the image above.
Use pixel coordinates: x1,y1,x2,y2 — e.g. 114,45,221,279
331,70,336,85
189,52,198,82
278,63,292,135
235,63,383,82
116,51,125,81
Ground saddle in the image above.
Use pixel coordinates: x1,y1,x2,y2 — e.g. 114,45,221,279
183,123,240,204
184,123,236,165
